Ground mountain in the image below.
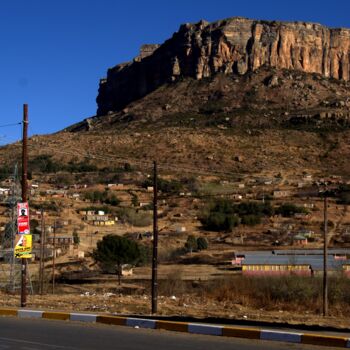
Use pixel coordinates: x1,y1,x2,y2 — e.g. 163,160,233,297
1,17,350,178
96,17,350,116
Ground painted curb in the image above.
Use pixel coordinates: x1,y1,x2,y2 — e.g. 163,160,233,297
156,320,188,333
70,313,97,323
0,308,349,347
260,330,302,343
18,310,43,319
188,324,222,336
0,308,17,316
42,311,70,321
126,318,156,329
96,315,126,326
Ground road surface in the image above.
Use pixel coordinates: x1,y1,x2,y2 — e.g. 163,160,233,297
0,317,341,350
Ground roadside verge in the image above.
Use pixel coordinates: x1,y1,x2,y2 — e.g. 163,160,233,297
0,308,349,348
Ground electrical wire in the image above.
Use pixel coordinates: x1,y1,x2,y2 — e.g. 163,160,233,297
0,122,22,128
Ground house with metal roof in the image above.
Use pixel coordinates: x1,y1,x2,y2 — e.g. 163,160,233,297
233,249,350,277
241,254,345,276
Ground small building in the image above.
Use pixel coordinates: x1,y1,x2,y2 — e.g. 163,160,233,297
294,213,310,219
273,190,291,199
175,226,186,233
232,194,243,200
47,235,74,246
297,229,314,238
293,235,308,246
121,264,133,276
303,174,313,181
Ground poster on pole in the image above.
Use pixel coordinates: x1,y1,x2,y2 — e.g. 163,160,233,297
17,202,30,234
14,234,32,258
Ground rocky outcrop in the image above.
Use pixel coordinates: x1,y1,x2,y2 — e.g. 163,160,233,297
96,17,350,115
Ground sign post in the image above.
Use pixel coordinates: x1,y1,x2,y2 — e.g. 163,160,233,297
16,202,32,259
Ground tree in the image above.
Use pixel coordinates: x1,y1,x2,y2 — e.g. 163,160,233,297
93,235,143,285
73,229,80,245
131,194,139,207
124,163,132,172
197,237,208,250
185,235,198,254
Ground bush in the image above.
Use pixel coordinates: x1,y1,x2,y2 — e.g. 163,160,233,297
73,229,80,245
185,235,197,253
197,237,208,250
200,199,272,231
117,208,152,227
0,164,12,181
276,203,308,217
93,234,145,284
143,178,183,194
83,190,120,206
29,155,61,173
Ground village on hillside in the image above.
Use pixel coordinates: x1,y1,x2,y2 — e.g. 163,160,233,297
1,164,350,288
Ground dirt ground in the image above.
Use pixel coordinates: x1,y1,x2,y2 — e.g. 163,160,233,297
0,283,348,331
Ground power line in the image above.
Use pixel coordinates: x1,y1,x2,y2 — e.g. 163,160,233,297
0,122,22,128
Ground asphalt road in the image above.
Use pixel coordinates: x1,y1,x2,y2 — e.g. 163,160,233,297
0,317,341,350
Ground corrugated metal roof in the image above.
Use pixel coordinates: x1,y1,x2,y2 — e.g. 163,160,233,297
236,249,350,256
241,254,347,271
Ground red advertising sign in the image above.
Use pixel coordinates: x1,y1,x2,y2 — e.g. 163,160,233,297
17,202,30,234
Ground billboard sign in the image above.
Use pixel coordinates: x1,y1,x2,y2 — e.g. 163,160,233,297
17,202,30,234
14,234,32,258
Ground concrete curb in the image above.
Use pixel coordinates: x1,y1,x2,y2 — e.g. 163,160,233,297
0,307,349,348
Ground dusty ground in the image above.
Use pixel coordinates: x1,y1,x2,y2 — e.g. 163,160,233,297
0,288,349,330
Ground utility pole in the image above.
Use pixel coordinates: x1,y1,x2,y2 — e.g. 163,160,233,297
151,161,158,314
39,209,45,295
21,103,28,307
52,220,56,294
323,194,328,316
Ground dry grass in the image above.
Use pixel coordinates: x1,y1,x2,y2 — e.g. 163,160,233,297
200,274,350,315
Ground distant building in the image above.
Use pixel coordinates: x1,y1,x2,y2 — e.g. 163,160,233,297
273,190,291,198
293,235,308,246
47,235,73,246
239,250,349,277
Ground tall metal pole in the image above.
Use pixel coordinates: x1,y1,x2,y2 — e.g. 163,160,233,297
39,209,44,295
323,195,328,316
151,161,158,314
52,220,56,294
21,104,28,307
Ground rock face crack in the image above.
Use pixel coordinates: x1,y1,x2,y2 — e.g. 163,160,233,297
96,17,350,115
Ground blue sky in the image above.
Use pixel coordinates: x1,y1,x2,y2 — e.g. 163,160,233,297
1,0,349,145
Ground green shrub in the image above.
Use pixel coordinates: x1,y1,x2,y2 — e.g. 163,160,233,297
200,199,272,231
93,235,145,284
83,190,120,206
117,208,152,227
143,178,183,194
276,203,308,217
197,237,208,250
185,235,197,253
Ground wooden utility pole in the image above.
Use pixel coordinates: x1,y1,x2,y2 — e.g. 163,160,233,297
39,209,45,295
52,220,56,294
21,104,28,307
323,195,328,316
151,161,158,314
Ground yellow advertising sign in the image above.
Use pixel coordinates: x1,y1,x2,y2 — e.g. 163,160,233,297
14,234,32,258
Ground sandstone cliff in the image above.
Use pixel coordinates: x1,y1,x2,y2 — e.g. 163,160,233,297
96,17,350,115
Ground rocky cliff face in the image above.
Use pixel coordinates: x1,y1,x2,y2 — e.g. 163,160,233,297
96,17,350,116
